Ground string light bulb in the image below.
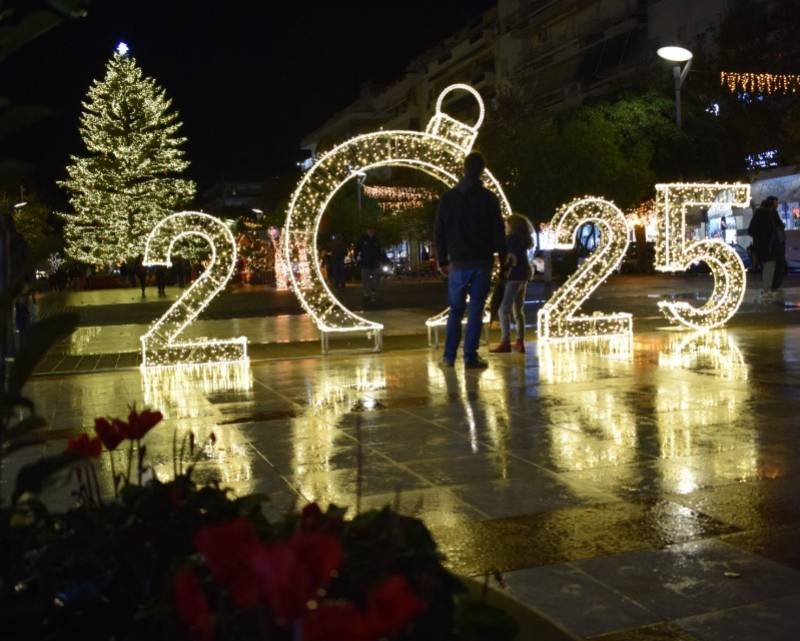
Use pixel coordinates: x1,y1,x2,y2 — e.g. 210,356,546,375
721,71,800,95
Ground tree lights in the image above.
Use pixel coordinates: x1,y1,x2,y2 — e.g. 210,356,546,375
654,183,750,330
59,45,195,265
283,84,511,351
537,197,632,342
140,212,248,368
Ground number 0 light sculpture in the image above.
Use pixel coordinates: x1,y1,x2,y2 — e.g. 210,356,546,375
283,84,512,353
141,212,248,368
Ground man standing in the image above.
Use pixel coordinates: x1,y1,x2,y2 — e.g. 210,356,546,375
748,195,785,302
435,152,505,369
355,227,382,301
328,233,347,289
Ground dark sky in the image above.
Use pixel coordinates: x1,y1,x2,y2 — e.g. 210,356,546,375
2,0,494,196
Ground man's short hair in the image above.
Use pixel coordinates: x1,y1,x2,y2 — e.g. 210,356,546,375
464,152,485,179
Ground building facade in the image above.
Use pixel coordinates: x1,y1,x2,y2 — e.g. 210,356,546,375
301,0,732,157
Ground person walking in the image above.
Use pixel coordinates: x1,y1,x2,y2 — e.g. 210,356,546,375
328,233,347,289
490,214,533,354
434,152,506,369
355,227,382,301
748,196,785,302
155,265,168,296
135,254,148,298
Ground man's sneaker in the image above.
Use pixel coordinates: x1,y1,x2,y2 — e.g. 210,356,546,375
464,356,489,369
489,341,511,353
440,357,455,368
512,339,525,353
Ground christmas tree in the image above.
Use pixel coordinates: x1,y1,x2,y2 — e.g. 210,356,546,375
59,43,196,265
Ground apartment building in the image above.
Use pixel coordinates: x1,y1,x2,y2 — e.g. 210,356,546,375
301,0,729,158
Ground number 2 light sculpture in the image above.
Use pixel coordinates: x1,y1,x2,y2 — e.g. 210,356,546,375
654,183,751,329
140,212,248,368
538,197,632,341
283,84,512,353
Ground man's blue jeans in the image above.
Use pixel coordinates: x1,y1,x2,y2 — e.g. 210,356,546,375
444,267,491,363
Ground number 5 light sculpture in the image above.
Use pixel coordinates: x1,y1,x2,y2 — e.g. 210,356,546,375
283,84,512,354
140,212,248,368
654,183,751,330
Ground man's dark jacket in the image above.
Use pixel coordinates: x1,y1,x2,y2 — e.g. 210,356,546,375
434,176,506,269
748,206,785,263
356,234,382,269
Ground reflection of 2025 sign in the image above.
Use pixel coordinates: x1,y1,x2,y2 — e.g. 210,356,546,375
140,84,751,366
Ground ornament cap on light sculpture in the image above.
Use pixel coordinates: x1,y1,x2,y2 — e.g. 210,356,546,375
282,83,511,347
115,41,130,56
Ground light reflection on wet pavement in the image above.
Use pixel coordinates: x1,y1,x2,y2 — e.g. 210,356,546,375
10,326,800,640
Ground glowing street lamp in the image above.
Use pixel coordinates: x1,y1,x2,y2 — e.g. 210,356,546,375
658,46,693,129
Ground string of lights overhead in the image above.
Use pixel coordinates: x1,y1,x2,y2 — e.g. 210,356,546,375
721,71,800,95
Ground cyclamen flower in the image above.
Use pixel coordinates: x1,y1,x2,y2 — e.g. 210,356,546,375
125,408,163,439
66,434,102,458
173,567,213,641
93,417,126,450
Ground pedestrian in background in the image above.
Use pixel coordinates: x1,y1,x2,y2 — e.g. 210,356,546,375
490,214,533,354
135,254,148,298
434,152,505,369
748,196,785,302
328,233,347,289
355,227,382,301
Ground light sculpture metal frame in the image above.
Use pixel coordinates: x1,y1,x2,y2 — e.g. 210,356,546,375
283,84,512,354
654,183,751,330
140,211,248,368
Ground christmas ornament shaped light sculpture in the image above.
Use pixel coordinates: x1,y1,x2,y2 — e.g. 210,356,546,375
140,212,247,367
654,183,750,330
283,84,511,352
537,197,632,341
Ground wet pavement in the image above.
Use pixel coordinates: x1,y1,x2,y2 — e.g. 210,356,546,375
7,321,800,640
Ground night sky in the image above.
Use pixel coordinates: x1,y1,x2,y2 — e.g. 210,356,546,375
2,0,494,197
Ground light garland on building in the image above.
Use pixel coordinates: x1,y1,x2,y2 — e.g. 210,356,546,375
283,84,511,345
654,183,750,330
721,71,800,95
537,197,632,342
362,185,437,212
140,212,248,367
625,199,659,242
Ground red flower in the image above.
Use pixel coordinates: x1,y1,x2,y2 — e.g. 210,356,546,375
93,417,125,450
300,502,342,534
193,518,262,608
365,575,424,638
66,434,102,458
302,601,371,641
251,531,343,620
174,567,213,641
125,408,163,439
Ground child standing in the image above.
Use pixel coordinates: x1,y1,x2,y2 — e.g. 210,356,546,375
490,214,533,353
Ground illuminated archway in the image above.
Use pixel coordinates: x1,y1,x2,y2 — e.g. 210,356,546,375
283,84,512,351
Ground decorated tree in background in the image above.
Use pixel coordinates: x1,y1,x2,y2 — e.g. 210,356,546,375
59,44,196,265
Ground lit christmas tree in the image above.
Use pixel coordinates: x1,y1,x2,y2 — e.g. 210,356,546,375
59,42,196,265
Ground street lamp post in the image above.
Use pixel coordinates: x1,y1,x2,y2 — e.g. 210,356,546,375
658,46,693,129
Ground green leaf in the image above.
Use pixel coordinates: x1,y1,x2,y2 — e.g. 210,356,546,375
7,313,79,394
4,414,47,442
3,435,44,455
